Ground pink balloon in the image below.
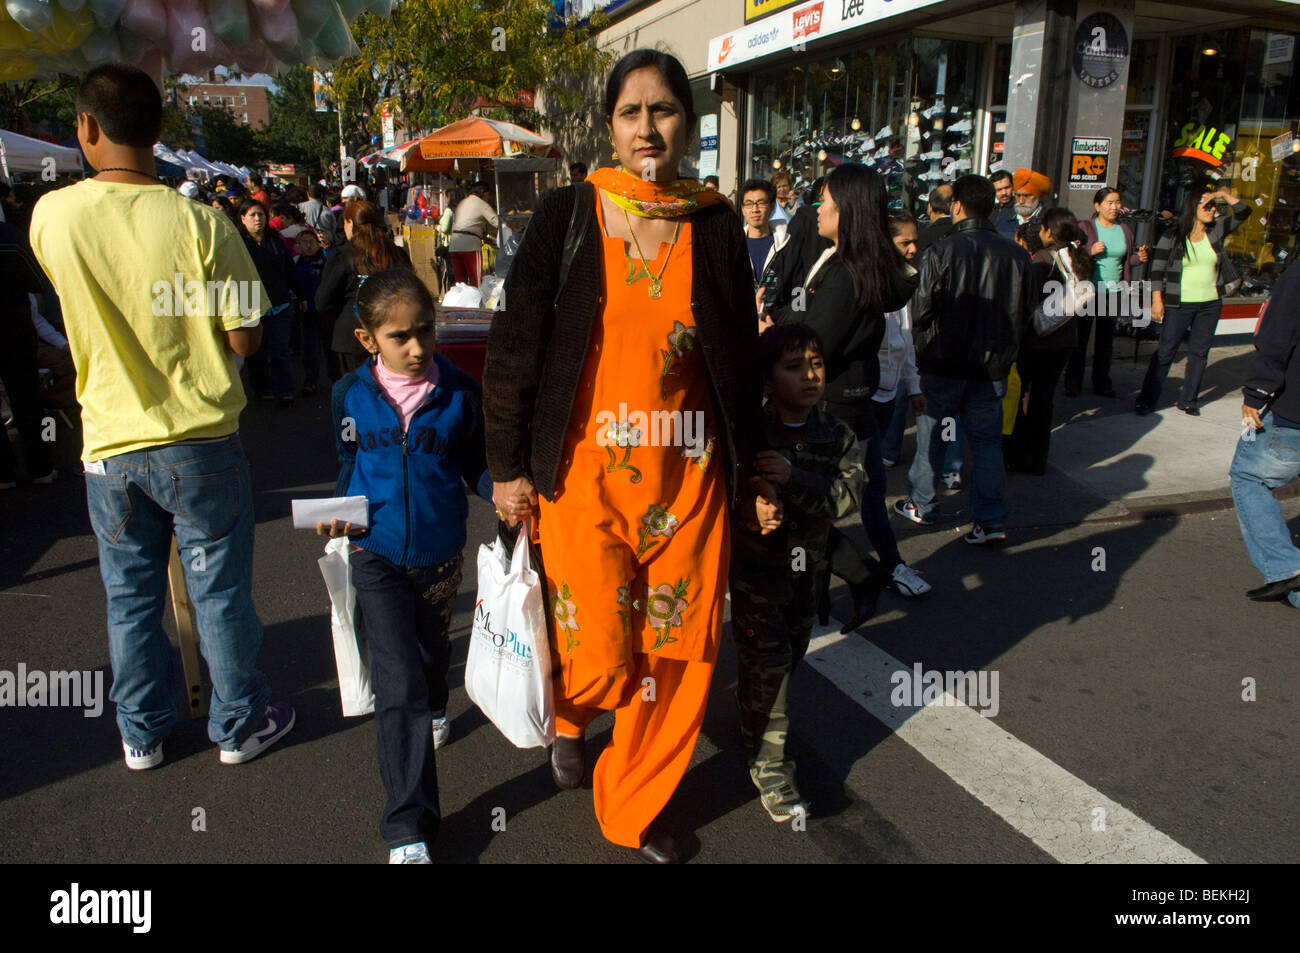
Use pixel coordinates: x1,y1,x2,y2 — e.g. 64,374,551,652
120,0,167,42
164,0,210,74
250,0,297,48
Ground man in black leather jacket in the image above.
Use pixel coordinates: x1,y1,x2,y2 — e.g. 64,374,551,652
896,174,1035,545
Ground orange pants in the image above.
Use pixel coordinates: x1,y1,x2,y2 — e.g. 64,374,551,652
555,651,716,848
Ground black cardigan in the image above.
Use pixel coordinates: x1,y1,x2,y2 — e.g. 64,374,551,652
484,184,762,506
770,250,918,410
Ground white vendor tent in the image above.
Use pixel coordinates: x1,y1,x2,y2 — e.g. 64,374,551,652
0,128,84,182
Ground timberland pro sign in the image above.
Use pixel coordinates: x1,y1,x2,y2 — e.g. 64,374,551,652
1069,137,1111,190
1074,12,1129,89
1172,122,1232,167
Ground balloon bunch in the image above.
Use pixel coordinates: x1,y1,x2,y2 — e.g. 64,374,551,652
0,0,393,82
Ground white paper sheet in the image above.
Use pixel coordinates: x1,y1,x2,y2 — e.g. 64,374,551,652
291,496,369,530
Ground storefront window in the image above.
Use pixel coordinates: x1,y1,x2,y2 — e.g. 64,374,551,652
681,75,723,183
748,36,982,216
1155,29,1299,298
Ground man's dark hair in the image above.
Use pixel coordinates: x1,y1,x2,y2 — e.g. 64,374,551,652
888,213,917,237
989,169,1013,186
75,64,162,148
249,173,264,187
952,174,995,219
928,186,953,215
740,178,776,207
703,175,719,188
308,183,325,200
758,322,823,376
569,162,587,176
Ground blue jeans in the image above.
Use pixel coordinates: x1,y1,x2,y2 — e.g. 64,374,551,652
908,374,1007,528
880,394,962,476
1229,414,1300,608
83,434,270,749
248,302,296,398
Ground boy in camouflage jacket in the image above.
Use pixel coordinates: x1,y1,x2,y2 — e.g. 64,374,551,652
731,323,875,821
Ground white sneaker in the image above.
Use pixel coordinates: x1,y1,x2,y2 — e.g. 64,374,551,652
942,472,963,492
123,740,163,770
891,563,932,597
949,118,973,133
431,715,450,749
389,842,432,864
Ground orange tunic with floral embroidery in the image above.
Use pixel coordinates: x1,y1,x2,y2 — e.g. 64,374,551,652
535,196,730,708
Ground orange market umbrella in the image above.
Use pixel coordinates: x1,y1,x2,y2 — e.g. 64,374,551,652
418,117,559,159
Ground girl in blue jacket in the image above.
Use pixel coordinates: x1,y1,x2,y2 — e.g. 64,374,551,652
319,268,492,864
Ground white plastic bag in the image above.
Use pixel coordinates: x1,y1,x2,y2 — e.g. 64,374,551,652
318,537,375,717
441,282,482,308
465,526,554,748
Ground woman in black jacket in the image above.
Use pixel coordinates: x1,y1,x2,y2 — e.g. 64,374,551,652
1005,207,1091,475
315,199,411,379
769,163,917,629
237,197,300,405
483,49,768,864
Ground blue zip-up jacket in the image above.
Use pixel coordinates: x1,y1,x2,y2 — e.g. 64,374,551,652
331,353,493,567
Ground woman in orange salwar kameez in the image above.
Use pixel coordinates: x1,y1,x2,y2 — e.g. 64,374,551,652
484,50,776,863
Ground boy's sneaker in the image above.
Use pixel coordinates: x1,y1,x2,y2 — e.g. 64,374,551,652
964,523,1006,545
942,472,962,492
893,498,936,525
757,779,810,823
431,715,450,749
219,701,296,764
123,740,163,770
389,842,432,864
891,563,932,597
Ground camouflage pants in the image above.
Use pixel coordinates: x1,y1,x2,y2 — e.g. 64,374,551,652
730,560,818,789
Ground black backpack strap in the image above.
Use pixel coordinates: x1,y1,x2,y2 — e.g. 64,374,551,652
554,181,594,306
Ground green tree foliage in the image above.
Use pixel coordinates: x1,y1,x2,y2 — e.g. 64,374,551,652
334,0,612,144
1,76,77,138
253,65,340,172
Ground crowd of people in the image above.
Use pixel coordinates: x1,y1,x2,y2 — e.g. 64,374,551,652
2,49,1297,868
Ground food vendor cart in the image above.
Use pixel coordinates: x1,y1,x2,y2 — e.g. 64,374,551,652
410,118,562,374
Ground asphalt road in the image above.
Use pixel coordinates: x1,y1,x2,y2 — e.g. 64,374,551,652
1,385,1297,865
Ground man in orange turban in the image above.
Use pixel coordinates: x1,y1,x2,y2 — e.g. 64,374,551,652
1011,168,1051,228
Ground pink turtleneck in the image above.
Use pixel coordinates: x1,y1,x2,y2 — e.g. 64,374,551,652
373,354,440,432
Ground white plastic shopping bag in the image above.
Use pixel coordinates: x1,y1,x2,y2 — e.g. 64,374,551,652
466,525,555,748
318,537,375,717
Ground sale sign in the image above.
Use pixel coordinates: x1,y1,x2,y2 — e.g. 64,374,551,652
1068,136,1111,190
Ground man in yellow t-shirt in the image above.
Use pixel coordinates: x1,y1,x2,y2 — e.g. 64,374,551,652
29,64,294,772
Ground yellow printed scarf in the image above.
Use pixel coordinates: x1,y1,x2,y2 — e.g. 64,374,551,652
586,166,731,219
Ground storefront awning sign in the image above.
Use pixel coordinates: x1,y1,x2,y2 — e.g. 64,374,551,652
1172,122,1232,167
1074,13,1129,89
708,0,946,71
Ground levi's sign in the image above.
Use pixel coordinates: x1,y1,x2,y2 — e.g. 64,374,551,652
710,0,945,70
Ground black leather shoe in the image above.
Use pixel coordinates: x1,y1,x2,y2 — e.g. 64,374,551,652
550,734,585,790
1134,402,1154,416
840,577,884,634
1095,387,1117,398
636,826,681,864
1178,404,1201,417
1246,575,1300,602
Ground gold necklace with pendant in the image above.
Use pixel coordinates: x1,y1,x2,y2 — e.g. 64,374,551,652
623,207,680,299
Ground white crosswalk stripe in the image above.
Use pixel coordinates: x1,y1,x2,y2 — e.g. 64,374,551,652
806,627,1206,864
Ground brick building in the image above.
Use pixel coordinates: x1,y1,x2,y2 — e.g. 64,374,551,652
178,80,270,129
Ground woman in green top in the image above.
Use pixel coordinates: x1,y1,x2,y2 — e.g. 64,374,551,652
1069,187,1148,397
1136,186,1249,416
